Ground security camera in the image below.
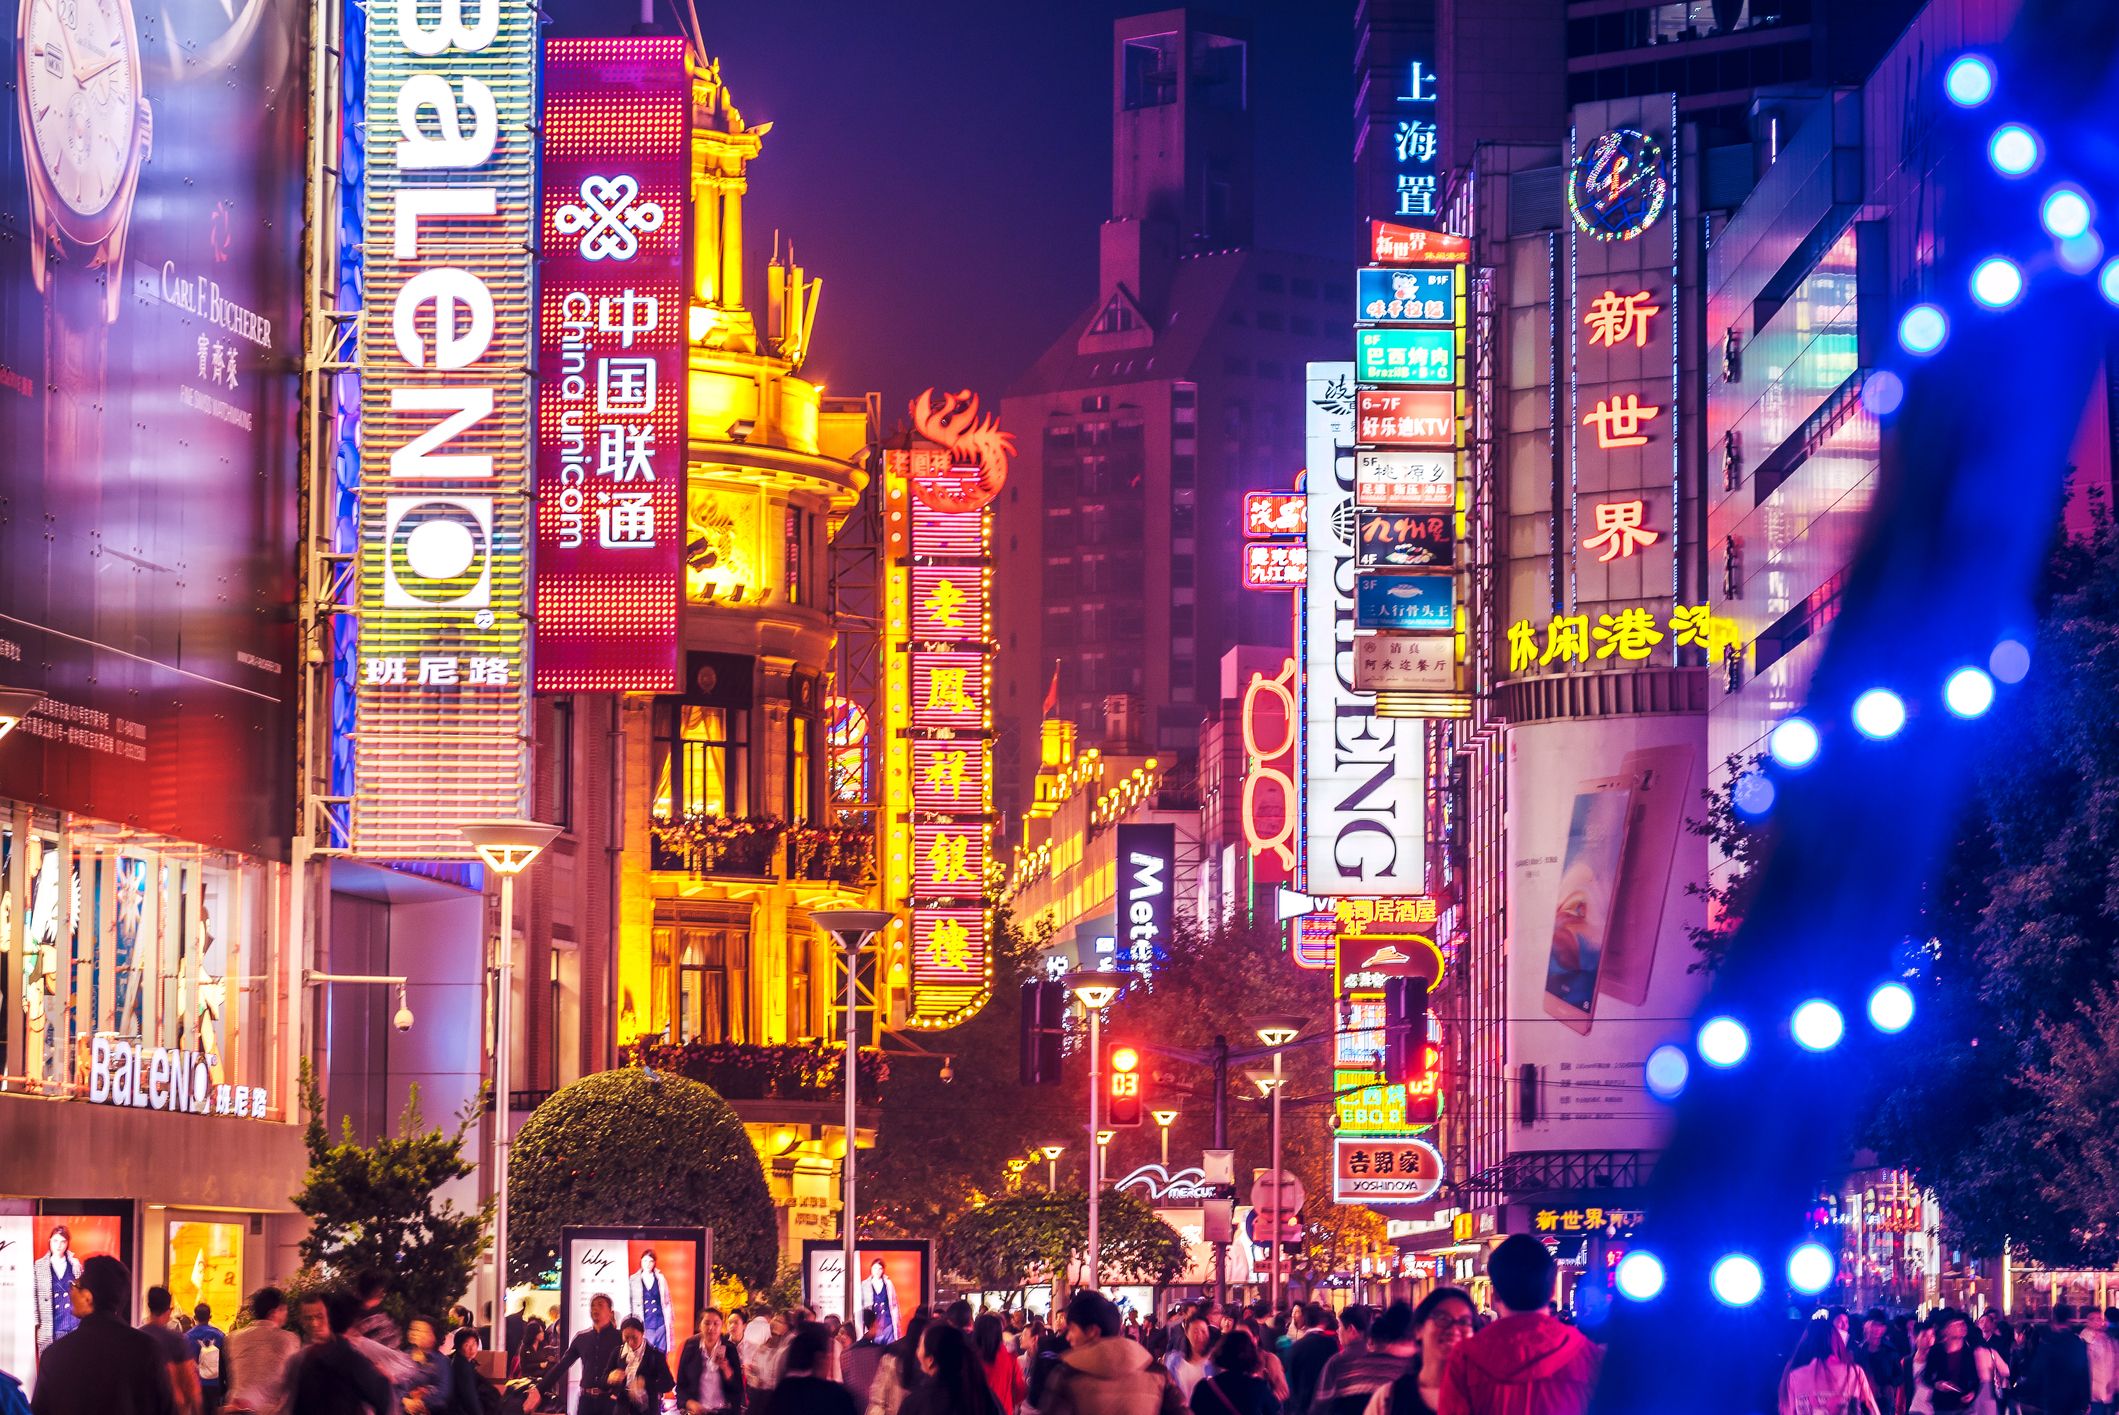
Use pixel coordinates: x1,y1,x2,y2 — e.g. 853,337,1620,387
394,1004,415,1033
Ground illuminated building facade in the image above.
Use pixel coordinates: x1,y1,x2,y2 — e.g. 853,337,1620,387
995,8,1346,828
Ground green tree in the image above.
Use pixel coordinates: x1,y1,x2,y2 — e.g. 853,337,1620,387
861,904,1070,1236
939,1190,1186,1301
508,1068,778,1289
292,1062,489,1326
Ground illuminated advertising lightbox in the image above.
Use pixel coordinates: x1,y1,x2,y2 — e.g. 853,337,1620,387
1335,931,1444,996
912,565,989,641
534,39,690,692
1356,511,1453,569
1357,328,1455,386
911,909,989,1001
912,822,987,897
1357,267,1456,325
1335,1069,1414,1135
1354,572,1454,631
1334,1137,1443,1205
1115,823,1176,973
355,0,539,856
912,740,987,813
1243,542,1308,588
0,0,307,855
1243,493,1307,538
1354,634,1457,693
804,1241,933,1331
560,1227,706,1373
1355,451,1454,509
1292,912,1336,969
1356,390,1457,448
1302,365,1425,895
1370,221,1472,266
911,652,987,733
1240,658,1298,879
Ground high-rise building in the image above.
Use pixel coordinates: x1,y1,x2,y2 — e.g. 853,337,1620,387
996,8,1346,828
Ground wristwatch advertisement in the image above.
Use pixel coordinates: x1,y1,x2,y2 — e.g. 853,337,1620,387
0,0,305,859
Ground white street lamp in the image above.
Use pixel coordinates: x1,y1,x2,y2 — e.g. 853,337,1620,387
1251,1013,1304,1313
1042,1143,1066,1191
813,909,892,1324
1064,970,1127,1289
459,818,559,1348
1151,1108,1180,1169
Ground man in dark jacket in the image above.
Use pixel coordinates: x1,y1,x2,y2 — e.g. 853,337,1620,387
29,1255,175,1415
1286,1305,1340,1415
286,1291,394,1415
447,1329,499,1415
1439,1236,1600,1415
545,1294,628,1415
677,1308,748,1415
840,1308,887,1406
2032,1306,2094,1415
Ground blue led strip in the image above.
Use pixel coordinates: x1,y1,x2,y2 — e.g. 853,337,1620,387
327,0,367,845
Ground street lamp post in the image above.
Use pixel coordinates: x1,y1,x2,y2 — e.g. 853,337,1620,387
1150,1109,1179,1168
1042,1143,1065,1191
1251,1014,1304,1314
813,909,892,1326
1096,1128,1115,1180
1064,971,1126,1290
459,819,561,1349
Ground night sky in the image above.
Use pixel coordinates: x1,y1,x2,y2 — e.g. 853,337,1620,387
545,0,1355,421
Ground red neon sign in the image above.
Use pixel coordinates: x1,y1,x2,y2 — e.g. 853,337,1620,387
1243,492,1307,538
1370,221,1471,266
1240,658,1297,873
1356,389,1456,448
533,38,689,691
1242,542,1307,588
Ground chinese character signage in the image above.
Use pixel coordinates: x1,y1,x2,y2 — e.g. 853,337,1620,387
535,39,690,692
1243,492,1308,538
1357,327,1455,386
1358,267,1455,325
1370,221,1471,266
1355,572,1453,631
1356,390,1457,448
1242,542,1308,588
883,393,1004,1028
1332,895,1440,938
1355,451,1455,508
1354,634,1457,693
354,0,538,856
1334,1138,1444,1204
1335,1069,1414,1136
1335,931,1444,996
1504,603,1734,674
1356,511,1454,569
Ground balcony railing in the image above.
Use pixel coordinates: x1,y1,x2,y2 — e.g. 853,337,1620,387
650,816,876,886
624,1040,890,1101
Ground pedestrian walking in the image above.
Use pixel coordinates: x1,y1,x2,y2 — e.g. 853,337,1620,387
1436,1235,1600,1415
1286,1306,1340,1415
1037,1290,1184,1415
842,1309,888,1407
1781,1316,1882,1415
404,1318,454,1415
976,1314,1028,1415
2030,1307,2092,1415
1920,1310,2008,1415
346,1277,400,1352
613,1315,676,1413
1854,1313,1906,1415
678,1308,747,1415
223,1288,300,1415
1165,1319,1212,1403
868,1312,933,1415
1312,1304,1420,1415
190,1305,229,1415
767,1325,860,1415
2083,1309,2117,1415
28,1255,176,1415
285,1291,392,1415
543,1294,629,1415
1364,1290,1475,1415
142,1286,205,1415
902,1323,1003,1415
1189,1329,1279,1415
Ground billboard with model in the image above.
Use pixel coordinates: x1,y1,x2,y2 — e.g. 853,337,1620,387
1506,715,1708,1153
0,0,307,857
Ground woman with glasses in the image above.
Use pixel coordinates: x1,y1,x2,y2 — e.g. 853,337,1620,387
1365,1289,1476,1415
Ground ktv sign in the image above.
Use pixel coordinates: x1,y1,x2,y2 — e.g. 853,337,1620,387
1301,365,1424,895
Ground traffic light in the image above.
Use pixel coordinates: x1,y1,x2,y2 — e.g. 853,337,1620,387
1107,1044,1143,1126
1382,976,1432,1085
1020,980,1066,1086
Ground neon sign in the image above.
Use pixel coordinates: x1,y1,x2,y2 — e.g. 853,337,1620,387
1239,657,1297,873
534,39,689,692
1504,604,1735,673
1369,222,1470,266
1242,542,1307,588
1569,128,1671,242
908,389,1015,512
1355,389,1456,448
353,0,538,856
1581,499,1661,561
1357,327,1455,386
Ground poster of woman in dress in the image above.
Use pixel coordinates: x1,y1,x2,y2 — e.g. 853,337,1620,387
863,1259,900,1344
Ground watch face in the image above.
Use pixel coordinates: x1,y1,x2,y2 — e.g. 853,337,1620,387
1569,128,1670,242
25,0,139,219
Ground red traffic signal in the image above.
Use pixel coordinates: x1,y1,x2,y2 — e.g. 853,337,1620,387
1108,1044,1143,1126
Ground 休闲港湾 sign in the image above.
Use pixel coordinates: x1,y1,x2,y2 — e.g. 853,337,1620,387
354,0,539,856
534,39,690,692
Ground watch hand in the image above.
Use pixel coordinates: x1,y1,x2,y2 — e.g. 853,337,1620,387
76,53,125,82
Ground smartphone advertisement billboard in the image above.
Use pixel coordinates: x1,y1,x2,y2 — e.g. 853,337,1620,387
0,0,308,856
1506,716,1707,1152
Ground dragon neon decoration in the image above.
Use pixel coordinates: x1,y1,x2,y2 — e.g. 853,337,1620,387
909,389,1016,512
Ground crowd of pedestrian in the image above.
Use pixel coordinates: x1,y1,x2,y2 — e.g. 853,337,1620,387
6,1233,1617,1415
1777,1300,2119,1415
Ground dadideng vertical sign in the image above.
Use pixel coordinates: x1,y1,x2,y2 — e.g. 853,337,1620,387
354,0,538,857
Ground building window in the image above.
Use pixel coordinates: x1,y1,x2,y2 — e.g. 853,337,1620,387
1291,277,1317,300
1292,316,1316,337
1080,394,1110,414
1257,310,1285,332
671,925,744,1043
1123,32,1179,109
789,715,814,824
1172,385,1197,410
652,702,751,819
783,506,807,607
1172,554,1194,588
550,698,575,830
1090,296,1139,334
1256,272,1285,294
1173,452,1196,489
